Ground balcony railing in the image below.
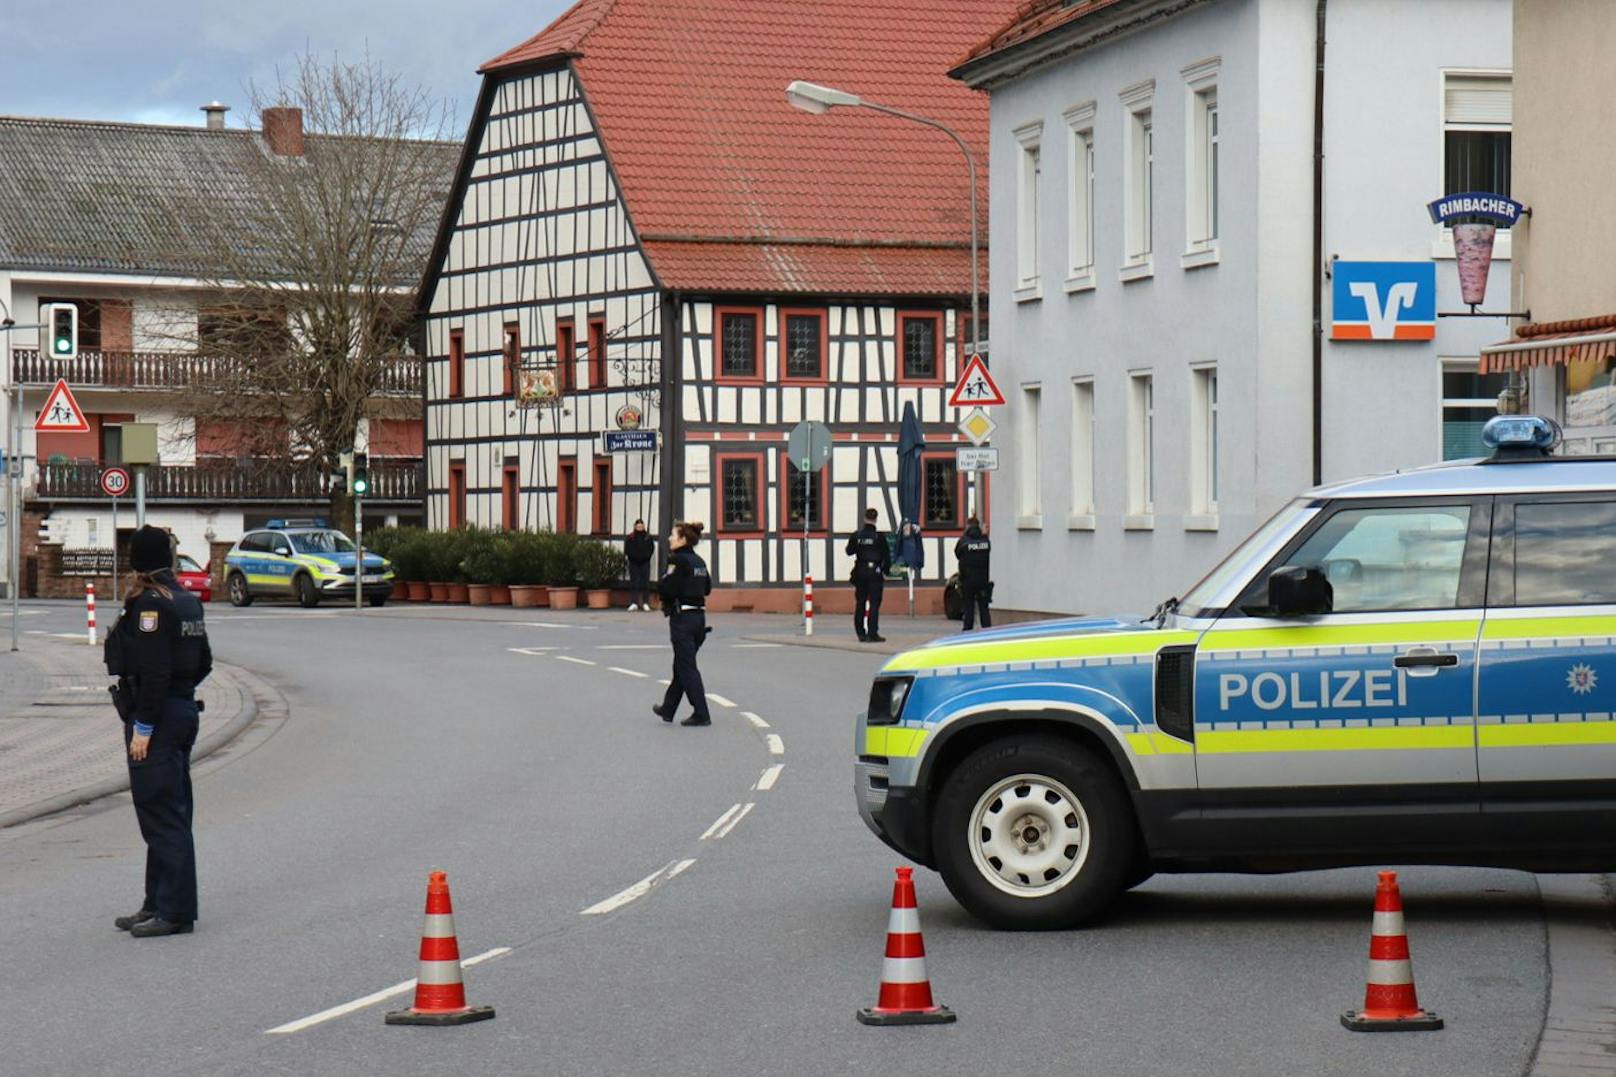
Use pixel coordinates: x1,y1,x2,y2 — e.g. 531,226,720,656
9,348,421,396
34,460,421,503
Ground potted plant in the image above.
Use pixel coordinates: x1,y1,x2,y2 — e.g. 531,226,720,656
575,539,626,609
506,531,549,608
545,531,582,610
381,529,420,600
403,529,432,602
486,533,514,605
462,530,500,606
427,530,458,603
445,528,472,604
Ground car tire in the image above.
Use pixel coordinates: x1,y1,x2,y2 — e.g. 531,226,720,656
932,736,1135,930
367,593,387,608
295,573,321,608
227,573,253,607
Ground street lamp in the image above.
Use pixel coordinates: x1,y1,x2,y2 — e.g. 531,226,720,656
785,79,985,515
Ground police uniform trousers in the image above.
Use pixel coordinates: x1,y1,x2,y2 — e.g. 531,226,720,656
661,610,712,721
960,580,992,631
853,568,885,639
125,697,199,923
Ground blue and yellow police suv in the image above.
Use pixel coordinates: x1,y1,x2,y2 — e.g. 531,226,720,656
224,520,394,608
857,416,1616,928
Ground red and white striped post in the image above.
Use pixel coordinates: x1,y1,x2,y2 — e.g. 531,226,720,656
803,574,814,636
85,581,97,646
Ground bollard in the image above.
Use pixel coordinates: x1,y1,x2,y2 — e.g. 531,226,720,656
86,581,97,646
804,574,814,637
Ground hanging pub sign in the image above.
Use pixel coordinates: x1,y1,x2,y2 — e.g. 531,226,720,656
1426,192,1529,308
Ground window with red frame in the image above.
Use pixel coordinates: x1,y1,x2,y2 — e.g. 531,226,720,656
588,316,607,389
899,313,942,382
781,310,825,381
557,458,577,533
782,460,825,531
557,319,576,393
592,460,613,535
448,328,465,399
922,455,963,529
718,456,762,531
502,322,521,396
717,309,761,379
501,459,520,530
448,461,466,529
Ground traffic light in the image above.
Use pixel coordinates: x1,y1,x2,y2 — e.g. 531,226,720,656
44,303,77,359
351,452,370,498
334,450,353,494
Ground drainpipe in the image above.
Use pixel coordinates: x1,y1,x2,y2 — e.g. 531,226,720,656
1310,0,1328,486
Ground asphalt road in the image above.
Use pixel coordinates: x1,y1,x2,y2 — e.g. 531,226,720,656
0,600,1553,1076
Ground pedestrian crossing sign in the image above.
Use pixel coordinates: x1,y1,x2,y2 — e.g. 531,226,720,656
34,379,90,433
948,354,1005,408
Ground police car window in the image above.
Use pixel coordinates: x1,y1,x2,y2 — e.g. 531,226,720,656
240,534,268,553
289,531,356,554
1254,505,1472,613
1180,500,1311,616
1514,500,1616,606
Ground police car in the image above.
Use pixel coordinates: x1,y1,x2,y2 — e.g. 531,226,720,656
856,416,1616,929
224,520,394,608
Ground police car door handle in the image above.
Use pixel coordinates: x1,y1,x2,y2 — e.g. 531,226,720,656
1393,648,1459,674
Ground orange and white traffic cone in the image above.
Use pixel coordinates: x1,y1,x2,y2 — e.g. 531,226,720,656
385,871,496,1026
857,866,956,1025
1341,870,1443,1031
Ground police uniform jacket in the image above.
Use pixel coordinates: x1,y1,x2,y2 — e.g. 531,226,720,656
955,527,992,586
658,547,711,611
106,572,212,727
846,525,891,578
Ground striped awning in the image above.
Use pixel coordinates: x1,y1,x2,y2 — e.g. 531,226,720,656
1481,314,1616,373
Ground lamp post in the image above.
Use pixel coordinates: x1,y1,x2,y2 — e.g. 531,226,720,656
786,80,985,518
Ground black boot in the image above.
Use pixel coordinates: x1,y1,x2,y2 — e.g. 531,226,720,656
653,703,674,722
680,714,712,727
129,917,193,938
114,907,156,931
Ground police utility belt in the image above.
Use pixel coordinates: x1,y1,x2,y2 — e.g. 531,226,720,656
676,603,706,613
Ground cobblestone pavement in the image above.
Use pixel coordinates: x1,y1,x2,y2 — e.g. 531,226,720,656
0,635,258,826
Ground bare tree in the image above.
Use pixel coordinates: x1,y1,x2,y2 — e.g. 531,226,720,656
169,52,455,532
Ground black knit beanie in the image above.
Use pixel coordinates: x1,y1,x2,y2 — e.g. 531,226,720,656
129,526,172,572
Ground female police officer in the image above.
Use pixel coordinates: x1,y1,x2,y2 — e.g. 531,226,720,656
106,525,211,937
651,521,713,727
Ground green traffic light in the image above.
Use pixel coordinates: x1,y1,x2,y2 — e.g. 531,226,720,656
54,339,71,354
353,479,369,496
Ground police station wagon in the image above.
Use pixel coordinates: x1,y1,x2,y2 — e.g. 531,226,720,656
224,520,394,608
856,416,1616,929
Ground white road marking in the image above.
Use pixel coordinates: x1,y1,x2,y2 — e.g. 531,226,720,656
507,646,556,656
712,802,754,840
503,621,596,630
731,642,781,648
597,644,665,650
264,947,512,1034
608,666,648,678
580,859,696,916
48,632,84,639
555,655,596,666
765,734,785,756
743,711,769,729
707,692,737,709
658,679,672,687
700,803,743,840
756,764,784,791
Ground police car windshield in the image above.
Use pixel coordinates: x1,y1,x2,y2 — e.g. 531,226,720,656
287,531,356,555
1177,500,1316,617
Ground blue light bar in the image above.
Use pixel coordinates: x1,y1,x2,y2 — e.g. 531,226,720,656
266,517,329,530
1481,415,1560,454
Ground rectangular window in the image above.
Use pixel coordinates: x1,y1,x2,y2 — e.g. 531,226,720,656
448,461,466,530
781,309,826,381
782,459,825,532
898,313,942,383
1064,103,1096,283
1183,59,1220,253
503,321,521,397
592,459,613,536
717,455,762,532
1014,122,1044,293
557,458,577,533
1019,384,1041,524
1191,366,1219,517
1121,81,1155,269
588,316,607,389
1443,72,1512,218
502,460,520,530
717,308,762,380
556,319,576,393
1128,373,1155,517
1442,360,1509,456
448,328,465,399
1513,501,1616,606
922,455,963,530
1070,378,1095,522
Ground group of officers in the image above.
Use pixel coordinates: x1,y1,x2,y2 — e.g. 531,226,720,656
847,509,993,642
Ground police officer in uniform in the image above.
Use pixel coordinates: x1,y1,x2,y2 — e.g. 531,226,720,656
652,521,713,727
105,526,211,937
847,507,891,643
954,515,993,631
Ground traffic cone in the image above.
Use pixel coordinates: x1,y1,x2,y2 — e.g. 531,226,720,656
385,871,496,1026
1341,871,1443,1031
856,866,956,1025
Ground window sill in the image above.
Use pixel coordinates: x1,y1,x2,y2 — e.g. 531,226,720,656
1118,259,1154,283
1123,513,1155,531
1432,228,1512,261
1014,282,1044,304
1016,514,1044,530
1067,513,1096,531
1180,245,1220,270
1064,270,1096,294
1184,513,1219,532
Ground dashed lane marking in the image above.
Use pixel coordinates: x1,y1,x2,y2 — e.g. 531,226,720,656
700,803,744,840
711,802,754,840
507,646,556,656
608,666,649,678
743,711,769,729
503,621,596,630
264,947,512,1034
597,644,665,650
555,655,596,666
765,734,784,756
658,679,672,687
731,642,781,648
707,692,737,709
756,765,784,791
581,859,696,916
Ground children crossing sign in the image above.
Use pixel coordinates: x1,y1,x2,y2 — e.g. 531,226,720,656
948,354,1005,408
34,379,90,433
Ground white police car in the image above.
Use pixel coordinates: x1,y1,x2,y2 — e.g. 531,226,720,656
224,519,394,608
856,416,1616,928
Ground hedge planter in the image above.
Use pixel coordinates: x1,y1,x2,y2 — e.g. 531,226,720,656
409,581,430,602
489,585,512,606
548,586,580,610
585,588,613,609
447,583,470,604
429,582,450,603
510,585,543,608
468,584,493,607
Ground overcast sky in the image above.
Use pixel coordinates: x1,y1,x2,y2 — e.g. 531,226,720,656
0,0,573,132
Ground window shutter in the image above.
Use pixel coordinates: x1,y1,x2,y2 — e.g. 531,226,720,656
1445,75,1512,126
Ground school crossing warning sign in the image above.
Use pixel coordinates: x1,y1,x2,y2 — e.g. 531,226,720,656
947,354,1005,408
34,379,90,433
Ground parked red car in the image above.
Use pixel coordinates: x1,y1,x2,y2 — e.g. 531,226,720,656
175,553,213,603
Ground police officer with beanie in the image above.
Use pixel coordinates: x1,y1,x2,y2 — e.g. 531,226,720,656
955,515,993,631
105,525,211,937
847,507,891,643
652,521,713,726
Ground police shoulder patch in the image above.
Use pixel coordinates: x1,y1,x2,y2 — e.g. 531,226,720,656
138,610,160,633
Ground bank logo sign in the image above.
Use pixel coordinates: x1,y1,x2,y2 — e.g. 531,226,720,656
1331,261,1436,342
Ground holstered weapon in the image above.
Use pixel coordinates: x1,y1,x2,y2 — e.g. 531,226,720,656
108,683,134,724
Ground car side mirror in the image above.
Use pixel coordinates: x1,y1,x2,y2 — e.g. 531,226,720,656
1268,564,1333,617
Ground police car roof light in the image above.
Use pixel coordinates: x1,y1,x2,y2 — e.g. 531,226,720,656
266,517,329,530
1481,415,1560,460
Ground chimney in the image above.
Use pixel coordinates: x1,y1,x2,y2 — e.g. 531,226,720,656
200,101,229,129
262,106,305,157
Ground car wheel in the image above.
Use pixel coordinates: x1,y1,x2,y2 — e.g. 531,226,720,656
367,593,387,608
932,736,1135,929
227,573,253,607
295,573,321,608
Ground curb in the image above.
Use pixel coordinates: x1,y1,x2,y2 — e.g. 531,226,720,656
0,658,269,830
738,632,945,656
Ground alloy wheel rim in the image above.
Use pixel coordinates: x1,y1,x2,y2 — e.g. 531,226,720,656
968,773,1090,898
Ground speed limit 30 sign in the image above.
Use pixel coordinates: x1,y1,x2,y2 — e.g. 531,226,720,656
100,467,131,498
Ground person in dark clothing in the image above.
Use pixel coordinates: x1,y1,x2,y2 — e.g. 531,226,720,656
847,508,891,643
955,516,993,631
652,521,713,727
625,519,655,611
105,526,212,938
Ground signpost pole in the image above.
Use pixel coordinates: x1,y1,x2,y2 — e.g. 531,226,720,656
9,381,22,653
355,506,364,614
111,496,119,603
802,461,811,636
134,466,146,528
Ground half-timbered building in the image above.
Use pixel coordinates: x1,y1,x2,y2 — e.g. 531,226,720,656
418,0,1015,610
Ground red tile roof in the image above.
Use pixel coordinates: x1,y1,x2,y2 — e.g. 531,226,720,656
481,0,1019,296
955,0,1135,71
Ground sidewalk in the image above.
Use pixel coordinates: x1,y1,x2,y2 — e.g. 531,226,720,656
0,634,262,828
